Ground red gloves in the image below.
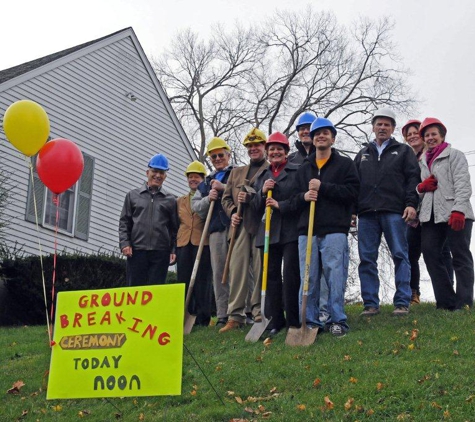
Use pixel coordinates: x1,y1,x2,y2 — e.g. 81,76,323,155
417,175,438,193
448,211,465,231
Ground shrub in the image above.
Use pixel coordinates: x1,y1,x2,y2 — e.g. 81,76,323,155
0,251,177,326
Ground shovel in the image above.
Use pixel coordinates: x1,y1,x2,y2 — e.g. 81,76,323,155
245,190,273,342
184,200,215,334
285,200,318,346
222,179,255,284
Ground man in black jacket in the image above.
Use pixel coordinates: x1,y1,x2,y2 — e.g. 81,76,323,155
354,108,420,316
293,117,359,337
119,153,178,286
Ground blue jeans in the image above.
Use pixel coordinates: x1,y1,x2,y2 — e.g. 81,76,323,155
358,212,411,308
298,233,349,329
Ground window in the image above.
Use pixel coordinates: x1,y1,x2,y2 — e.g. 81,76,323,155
25,153,95,240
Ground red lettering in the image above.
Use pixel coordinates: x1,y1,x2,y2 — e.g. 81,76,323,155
73,313,83,328
78,295,88,308
127,291,138,305
141,291,152,305
128,317,142,333
100,311,111,325
90,294,99,307
87,312,96,326
113,292,125,306
60,314,69,328
142,324,157,339
101,293,111,307
158,332,170,346
116,311,126,324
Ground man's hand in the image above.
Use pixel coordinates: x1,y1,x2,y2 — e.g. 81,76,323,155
169,254,177,265
402,206,417,222
231,213,242,227
351,214,357,227
266,197,279,209
237,191,251,203
304,190,318,202
211,180,225,192
309,178,321,191
122,246,133,257
208,188,219,201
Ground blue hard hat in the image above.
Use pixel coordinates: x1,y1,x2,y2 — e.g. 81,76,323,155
148,153,169,171
310,117,337,138
295,112,317,131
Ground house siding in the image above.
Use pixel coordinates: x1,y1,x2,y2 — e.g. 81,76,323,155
0,29,195,256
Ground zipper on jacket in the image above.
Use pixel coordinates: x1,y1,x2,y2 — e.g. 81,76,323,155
149,193,155,249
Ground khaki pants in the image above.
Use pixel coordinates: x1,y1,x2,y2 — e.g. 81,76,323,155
227,227,262,323
209,230,230,319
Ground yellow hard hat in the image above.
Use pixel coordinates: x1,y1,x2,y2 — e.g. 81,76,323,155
206,137,231,155
243,127,267,146
185,160,207,176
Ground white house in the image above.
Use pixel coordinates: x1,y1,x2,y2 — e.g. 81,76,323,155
0,27,196,256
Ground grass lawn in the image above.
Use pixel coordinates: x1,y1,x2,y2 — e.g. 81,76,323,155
1,303,475,421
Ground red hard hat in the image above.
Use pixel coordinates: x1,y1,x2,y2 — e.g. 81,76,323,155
266,132,290,150
401,119,421,138
419,117,447,138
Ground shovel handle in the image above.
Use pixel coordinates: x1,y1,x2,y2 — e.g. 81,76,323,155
261,190,273,293
301,200,316,329
221,180,249,284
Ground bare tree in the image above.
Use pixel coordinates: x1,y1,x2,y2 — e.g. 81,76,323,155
154,7,417,162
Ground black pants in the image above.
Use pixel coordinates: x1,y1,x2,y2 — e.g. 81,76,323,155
407,223,454,294
264,241,300,329
177,243,212,326
127,249,170,286
421,218,474,309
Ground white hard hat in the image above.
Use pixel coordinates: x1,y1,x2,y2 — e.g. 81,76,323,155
372,107,396,126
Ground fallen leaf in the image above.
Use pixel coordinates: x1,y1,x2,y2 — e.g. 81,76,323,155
190,390,197,396
262,412,272,418
355,405,364,413
324,396,334,410
418,375,431,384
413,320,417,325
408,344,415,350
139,413,145,421
297,404,306,411
52,405,62,412
376,382,384,390
357,340,363,346
244,407,254,414
235,396,243,404
269,387,277,393
443,409,450,419
410,329,419,341
313,378,321,388
258,405,265,412
367,409,375,416
17,410,28,420
453,350,459,356
227,391,235,396
7,380,25,394
343,355,351,361
431,401,442,409
344,398,354,410
466,395,475,402
229,419,249,422
349,377,358,384
450,336,458,341
263,337,272,346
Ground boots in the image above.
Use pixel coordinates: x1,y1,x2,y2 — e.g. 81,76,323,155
410,289,420,305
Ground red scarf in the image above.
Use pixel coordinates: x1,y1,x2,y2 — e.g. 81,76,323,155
270,160,287,177
426,142,448,171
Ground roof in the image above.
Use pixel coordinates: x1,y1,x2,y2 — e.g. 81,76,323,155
0,28,131,84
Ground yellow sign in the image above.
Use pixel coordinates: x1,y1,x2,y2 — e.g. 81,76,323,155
47,284,184,399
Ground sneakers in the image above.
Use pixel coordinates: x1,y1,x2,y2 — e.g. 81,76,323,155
410,290,420,305
360,307,380,316
218,319,244,333
392,306,409,316
329,324,347,338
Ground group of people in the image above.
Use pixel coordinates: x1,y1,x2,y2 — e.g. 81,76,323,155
118,107,474,339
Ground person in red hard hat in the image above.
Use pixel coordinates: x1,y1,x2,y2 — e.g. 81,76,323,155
417,118,474,310
250,132,300,336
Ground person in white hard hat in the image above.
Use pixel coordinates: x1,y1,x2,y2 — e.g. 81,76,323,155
354,108,420,317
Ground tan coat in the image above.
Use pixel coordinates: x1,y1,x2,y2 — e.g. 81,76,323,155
177,194,209,247
222,162,269,236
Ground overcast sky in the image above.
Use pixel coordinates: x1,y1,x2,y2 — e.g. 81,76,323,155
2,0,474,153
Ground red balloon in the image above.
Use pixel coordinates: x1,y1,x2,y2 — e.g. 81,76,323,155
37,138,84,194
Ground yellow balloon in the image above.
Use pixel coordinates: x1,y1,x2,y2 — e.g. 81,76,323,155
3,99,50,156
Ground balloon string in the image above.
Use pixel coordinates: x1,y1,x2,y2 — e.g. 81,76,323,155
50,193,60,344
27,157,52,345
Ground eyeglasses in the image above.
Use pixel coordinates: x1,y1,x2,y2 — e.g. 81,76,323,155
210,153,226,160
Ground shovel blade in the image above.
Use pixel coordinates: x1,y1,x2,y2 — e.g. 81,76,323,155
184,311,196,335
285,325,318,347
245,317,272,342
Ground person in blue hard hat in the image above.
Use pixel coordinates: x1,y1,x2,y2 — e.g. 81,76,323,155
119,153,178,286
288,112,317,165
292,117,359,337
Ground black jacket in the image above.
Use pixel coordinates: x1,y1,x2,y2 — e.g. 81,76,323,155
251,161,300,247
354,139,420,215
288,140,316,165
293,149,359,236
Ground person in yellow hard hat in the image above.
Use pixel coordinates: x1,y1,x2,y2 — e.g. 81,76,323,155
192,138,234,327
176,161,212,326
220,128,269,332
